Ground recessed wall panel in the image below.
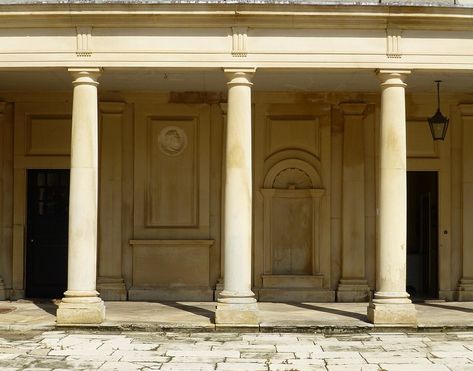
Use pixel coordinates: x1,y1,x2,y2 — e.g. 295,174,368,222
407,119,439,158
26,115,71,155
266,117,320,158
146,117,197,227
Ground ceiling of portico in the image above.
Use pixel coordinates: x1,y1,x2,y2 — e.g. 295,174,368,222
1,69,473,94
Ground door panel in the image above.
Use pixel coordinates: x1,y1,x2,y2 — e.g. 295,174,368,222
407,171,439,299
26,169,69,298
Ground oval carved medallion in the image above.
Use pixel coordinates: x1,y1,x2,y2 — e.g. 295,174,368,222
158,126,187,156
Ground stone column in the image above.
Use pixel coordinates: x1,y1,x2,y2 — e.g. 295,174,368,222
337,103,370,302
57,68,105,325
215,68,258,325
367,70,416,326
458,104,473,300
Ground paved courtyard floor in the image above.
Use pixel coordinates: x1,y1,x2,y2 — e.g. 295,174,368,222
1,300,473,331
1,329,473,370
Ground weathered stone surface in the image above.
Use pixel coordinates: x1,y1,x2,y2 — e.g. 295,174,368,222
215,302,259,325
367,303,417,326
3,329,473,370
56,300,105,325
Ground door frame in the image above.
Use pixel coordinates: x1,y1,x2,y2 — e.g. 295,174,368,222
406,132,451,300
11,101,71,299
406,170,439,299
25,169,70,298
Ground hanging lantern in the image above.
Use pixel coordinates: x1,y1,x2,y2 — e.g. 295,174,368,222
428,80,449,141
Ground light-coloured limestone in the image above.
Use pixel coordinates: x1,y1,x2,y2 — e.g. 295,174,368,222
216,68,258,325
97,101,127,301
215,302,259,325
337,103,370,303
458,104,473,301
6,328,473,370
368,70,416,327
217,363,267,370
0,2,470,310
0,103,7,301
56,68,105,325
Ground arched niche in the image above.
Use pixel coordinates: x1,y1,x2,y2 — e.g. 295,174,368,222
260,158,327,301
264,158,322,189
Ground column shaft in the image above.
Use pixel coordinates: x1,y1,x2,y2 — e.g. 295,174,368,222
367,70,416,325
215,68,258,325
57,68,105,325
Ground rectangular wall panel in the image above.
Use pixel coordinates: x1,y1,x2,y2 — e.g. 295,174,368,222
407,120,439,158
26,115,71,155
146,117,197,227
266,116,320,158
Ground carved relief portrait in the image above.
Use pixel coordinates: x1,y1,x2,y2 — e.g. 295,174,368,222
158,126,187,156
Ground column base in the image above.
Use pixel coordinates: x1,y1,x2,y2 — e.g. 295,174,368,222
97,277,127,301
458,278,473,301
367,301,417,326
336,279,371,302
57,295,105,325
215,301,259,325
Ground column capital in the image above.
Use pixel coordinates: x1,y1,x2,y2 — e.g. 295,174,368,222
223,68,256,87
68,68,101,86
340,102,367,116
376,69,410,87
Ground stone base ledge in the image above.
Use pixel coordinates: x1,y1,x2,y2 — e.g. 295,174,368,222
458,279,473,301
97,277,127,301
337,279,371,302
56,299,105,325
261,275,324,289
214,281,224,301
458,290,473,301
215,302,259,325
9,289,25,301
0,279,6,301
367,302,417,326
259,289,335,302
128,287,213,301
438,290,456,301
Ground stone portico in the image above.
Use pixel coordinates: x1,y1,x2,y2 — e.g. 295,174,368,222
0,1,472,326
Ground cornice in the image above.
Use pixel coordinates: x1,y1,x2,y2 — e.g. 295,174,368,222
0,4,472,30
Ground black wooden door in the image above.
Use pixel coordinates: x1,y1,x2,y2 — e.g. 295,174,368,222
407,171,439,299
26,169,69,298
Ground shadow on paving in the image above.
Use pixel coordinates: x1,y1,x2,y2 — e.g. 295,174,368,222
287,302,369,323
31,299,59,316
160,301,215,321
417,302,473,314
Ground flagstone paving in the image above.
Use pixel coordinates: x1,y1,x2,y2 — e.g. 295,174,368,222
1,330,473,370
3,301,473,331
